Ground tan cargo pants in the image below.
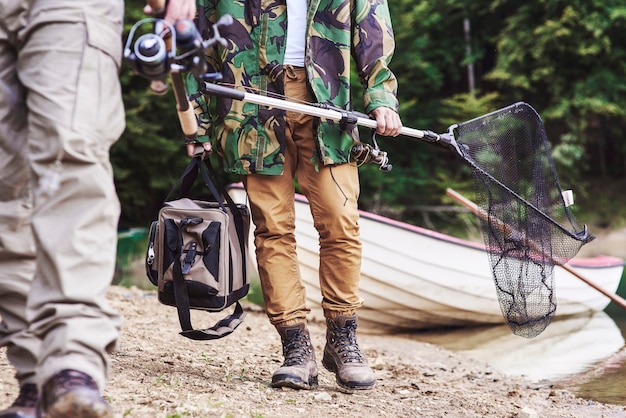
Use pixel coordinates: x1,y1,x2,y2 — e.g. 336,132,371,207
0,0,124,391
244,65,363,326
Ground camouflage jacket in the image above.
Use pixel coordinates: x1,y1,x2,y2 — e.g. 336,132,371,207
187,0,398,175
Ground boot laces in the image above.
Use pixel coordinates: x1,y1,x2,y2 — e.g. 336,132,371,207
12,383,38,408
330,321,365,364
282,331,312,367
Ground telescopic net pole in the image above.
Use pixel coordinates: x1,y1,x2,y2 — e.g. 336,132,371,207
201,83,431,140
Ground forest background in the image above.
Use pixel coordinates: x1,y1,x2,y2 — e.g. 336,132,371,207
116,0,626,242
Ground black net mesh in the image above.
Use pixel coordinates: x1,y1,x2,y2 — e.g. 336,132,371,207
454,102,594,338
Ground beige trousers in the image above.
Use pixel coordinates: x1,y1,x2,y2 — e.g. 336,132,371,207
0,0,124,391
244,65,363,326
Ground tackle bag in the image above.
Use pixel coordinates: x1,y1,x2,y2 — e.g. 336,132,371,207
146,157,250,340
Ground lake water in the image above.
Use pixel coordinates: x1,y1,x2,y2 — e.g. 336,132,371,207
572,308,626,406
411,286,626,407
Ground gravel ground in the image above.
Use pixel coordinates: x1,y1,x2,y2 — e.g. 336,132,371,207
4,285,625,418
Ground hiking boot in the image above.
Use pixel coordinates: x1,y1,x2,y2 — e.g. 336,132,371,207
0,383,38,418
271,322,318,390
38,369,113,418
322,315,376,391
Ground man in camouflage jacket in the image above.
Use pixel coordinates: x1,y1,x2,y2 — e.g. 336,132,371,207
187,0,402,391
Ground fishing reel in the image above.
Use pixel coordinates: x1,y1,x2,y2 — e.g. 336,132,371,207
123,16,232,91
350,132,392,172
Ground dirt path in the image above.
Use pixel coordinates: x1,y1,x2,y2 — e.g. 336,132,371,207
4,286,624,418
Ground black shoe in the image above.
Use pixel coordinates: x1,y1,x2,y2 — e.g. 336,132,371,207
0,383,38,418
271,323,319,390
38,370,113,418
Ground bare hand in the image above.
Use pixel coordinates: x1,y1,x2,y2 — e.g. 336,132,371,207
144,0,196,24
370,107,402,137
187,141,213,159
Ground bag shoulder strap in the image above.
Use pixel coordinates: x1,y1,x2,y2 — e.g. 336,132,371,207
166,157,224,209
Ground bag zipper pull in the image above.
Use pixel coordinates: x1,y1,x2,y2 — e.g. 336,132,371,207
147,243,155,265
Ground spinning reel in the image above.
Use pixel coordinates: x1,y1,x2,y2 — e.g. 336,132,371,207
350,132,392,172
124,16,233,153
124,15,233,89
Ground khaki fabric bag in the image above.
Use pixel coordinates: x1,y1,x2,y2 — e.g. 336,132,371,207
146,157,250,340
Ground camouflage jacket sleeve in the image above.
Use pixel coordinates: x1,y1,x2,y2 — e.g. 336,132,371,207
352,0,398,114
307,0,399,166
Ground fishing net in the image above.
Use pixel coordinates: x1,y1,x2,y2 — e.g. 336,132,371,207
453,102,594,338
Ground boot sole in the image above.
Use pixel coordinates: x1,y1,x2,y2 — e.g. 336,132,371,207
42,398,113,418
271,374,319,390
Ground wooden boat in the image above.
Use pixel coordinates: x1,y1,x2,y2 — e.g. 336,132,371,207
228,184,625,333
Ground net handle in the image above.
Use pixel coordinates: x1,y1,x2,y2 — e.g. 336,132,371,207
446,188,626,311
201,82,452,141
201,82,465,156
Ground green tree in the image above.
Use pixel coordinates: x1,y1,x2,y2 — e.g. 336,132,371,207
486,0,626,180
115,1,207,227
356,0,503,226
